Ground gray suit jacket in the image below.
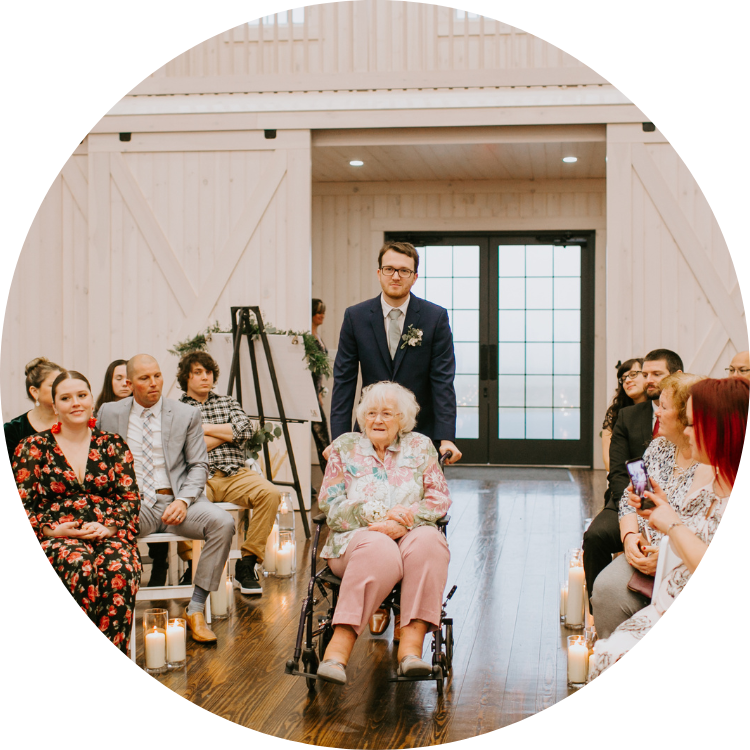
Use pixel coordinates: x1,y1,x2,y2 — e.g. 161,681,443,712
97,396,208,506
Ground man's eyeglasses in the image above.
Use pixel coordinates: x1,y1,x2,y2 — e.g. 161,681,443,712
619,370,643,383
725,367,750,375
380,266,415,278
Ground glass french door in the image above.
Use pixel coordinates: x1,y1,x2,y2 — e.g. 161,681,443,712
393,232,595,466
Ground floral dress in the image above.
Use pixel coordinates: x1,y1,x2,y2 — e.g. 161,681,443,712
14,429,142,653
318,431,451,558
591,480,728,678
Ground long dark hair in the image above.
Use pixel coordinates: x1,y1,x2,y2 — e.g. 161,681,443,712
94,359,128,414
602,358,644,431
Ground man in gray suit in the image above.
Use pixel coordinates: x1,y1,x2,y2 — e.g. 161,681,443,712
98,354,234,644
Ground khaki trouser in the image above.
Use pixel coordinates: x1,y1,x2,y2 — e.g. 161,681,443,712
205,467,281,562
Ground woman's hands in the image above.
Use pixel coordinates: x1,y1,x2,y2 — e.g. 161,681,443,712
386,504,415,529
368,520,407,540
42,521,116,540
638,478,681,535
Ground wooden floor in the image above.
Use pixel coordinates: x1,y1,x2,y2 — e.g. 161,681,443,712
134,466,606,746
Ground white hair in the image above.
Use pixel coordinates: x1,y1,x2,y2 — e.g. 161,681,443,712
356,381,420,435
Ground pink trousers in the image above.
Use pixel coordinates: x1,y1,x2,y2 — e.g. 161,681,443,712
328,525,450,636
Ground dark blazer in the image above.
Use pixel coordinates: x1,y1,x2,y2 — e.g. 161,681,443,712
330,293,457,442
97,396,209,505
605,400,654,511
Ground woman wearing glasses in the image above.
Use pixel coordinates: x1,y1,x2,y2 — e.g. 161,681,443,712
601,359,647,471
316,382,451,685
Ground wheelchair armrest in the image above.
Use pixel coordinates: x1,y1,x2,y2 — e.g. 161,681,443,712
312,513,328,526
436,515,450,528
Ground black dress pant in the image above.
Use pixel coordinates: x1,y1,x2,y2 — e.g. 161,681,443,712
582,506,622,603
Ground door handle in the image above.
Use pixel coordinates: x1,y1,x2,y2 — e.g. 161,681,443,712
489,345,498,381
479,344,489,381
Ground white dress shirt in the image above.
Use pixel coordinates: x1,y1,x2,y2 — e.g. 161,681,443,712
381,293,410,339
127,397,171,495
652,399,658,430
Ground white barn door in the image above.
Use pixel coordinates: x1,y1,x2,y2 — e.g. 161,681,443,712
606,123,746,381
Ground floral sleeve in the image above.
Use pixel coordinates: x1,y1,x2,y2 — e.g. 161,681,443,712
13,435,51,540
97,434,141,543
318,437,370,532
410,440,452,528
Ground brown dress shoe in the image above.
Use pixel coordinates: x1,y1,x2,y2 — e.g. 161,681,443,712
184,608,217,643
369,607,391,635
393,614,401,642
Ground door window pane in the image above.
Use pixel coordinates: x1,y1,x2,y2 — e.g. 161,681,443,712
456,407,479,439
554,408,580,440
455,343,479,374
554,343,580,375
526,375,553,407
423,245,453,276
450,310,479,342
526,408,553,439
453,278,479,308
499,343,525,374
425,278,452,308
499,278,525,309
526,278,553,309
498,408,525,439
554,376,580,408
498,375,524,407
411,277,426,298
499,311,525,342
526,311,552,342
499,246,525,277
525,246,553,276
553,278,581,309
455,374,479,407
554,310,580,342
554,245,581,277
527,343,553,374
453,246,479,277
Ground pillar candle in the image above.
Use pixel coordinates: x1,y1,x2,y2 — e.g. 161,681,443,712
264,523,278,572
145,629,166,669
276,541,294,576
568,637,589,684
226,578,233,609
560,584,568,618
211,577,228,616
166,623,186,663
566,563,585,627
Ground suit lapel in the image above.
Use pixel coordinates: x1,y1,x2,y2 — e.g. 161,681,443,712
369,296,393,371
640,401,654,449
161,399,173,455
119,397,133,440
392,294,421,378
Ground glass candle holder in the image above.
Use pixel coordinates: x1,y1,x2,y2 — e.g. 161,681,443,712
278,492,295,533
567,635,589,689
166,618,187,670
210,563,229,619
560,583,568,623
275,530,296,577
565,549,585,629
263,520,279,576
143,608,168,675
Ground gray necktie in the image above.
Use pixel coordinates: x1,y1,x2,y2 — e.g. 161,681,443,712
388,309,402,359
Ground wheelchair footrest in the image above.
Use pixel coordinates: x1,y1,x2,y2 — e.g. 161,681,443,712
389,666,443,683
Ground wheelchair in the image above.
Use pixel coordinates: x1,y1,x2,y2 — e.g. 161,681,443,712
285,455,456,695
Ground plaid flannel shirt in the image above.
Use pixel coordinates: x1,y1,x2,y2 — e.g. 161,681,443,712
179,391,254,477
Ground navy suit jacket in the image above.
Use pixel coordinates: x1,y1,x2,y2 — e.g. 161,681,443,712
330,294,457,442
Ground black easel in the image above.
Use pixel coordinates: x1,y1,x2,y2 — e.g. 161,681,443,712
226,306,311,539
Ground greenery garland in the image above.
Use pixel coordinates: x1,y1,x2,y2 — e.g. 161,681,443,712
169,315,332,381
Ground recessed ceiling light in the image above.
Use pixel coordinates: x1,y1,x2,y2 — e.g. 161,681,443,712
349,160,364,167
562,156,578,163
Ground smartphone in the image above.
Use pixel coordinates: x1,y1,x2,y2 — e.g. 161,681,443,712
625,458,655,510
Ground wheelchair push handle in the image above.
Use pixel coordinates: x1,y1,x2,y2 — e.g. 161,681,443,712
439,449,452,468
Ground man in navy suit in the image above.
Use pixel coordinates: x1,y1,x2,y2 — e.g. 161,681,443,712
328,241,461,464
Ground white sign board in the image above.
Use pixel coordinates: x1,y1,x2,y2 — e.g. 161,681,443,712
207,332,321,423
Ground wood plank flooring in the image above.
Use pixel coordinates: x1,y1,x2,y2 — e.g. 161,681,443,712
133,467,606,746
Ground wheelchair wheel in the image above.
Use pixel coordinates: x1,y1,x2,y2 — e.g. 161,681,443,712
443,619,454,673
302,648,319,692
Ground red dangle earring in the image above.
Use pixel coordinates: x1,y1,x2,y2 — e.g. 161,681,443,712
51,422,62,434
88,417,97,429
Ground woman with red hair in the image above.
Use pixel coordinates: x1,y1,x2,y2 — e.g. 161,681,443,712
590,377,748,678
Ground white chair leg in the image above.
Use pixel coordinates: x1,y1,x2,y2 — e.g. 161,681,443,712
168,542,179,586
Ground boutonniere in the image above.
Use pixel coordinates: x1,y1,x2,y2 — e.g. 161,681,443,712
400,325,424,350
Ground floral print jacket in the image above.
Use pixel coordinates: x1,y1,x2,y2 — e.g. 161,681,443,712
318,431,451,558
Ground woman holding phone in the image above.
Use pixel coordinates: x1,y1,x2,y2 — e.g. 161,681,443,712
590,377,748,678
591,373,703,638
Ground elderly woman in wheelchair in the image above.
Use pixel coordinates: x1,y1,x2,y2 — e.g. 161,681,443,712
314,381,452,685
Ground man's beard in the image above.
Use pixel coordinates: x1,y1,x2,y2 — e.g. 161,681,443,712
646,387,660,400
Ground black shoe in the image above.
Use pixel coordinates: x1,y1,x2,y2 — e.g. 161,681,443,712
149,563,168,588
235,556,262,595
179,562,193,586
